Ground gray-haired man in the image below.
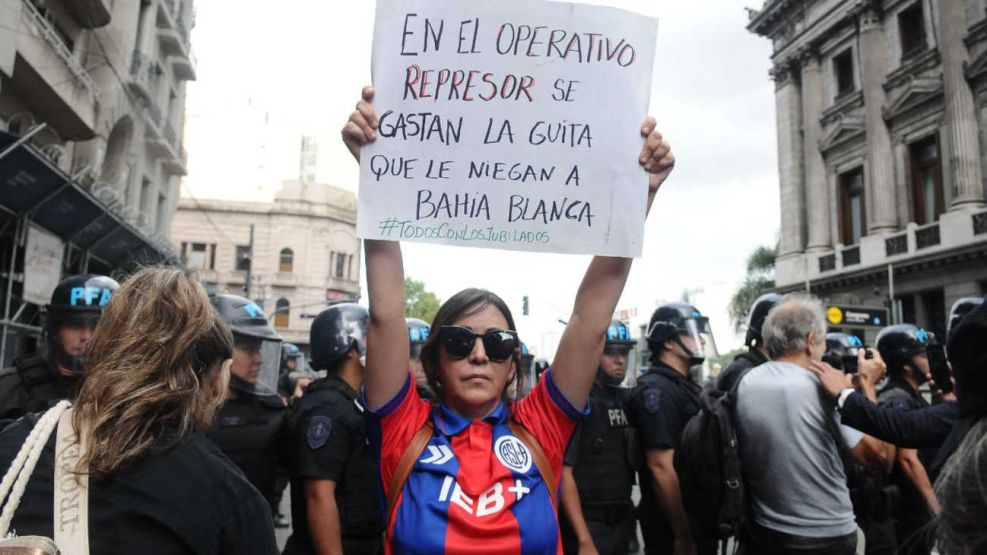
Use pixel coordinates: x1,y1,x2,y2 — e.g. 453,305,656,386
734,295,891,554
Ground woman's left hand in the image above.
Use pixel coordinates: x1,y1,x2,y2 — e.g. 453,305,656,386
638,117,674,209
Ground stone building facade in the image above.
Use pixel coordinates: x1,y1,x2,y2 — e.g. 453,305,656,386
170,181,361,348
0,0,195,243
749,0,987,341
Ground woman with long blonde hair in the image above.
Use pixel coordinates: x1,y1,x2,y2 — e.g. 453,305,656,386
0,267,278,554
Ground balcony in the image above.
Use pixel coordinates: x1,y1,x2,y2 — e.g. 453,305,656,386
21,1,100,102
64,0,111,28
157,0,193,62
885,233,908,257
128,51,161,102
272,272,298,288
171,47,197,81
973,210,987,236
777,209,987,288
841,246,861,266
915,223,941,250
137,102,187,175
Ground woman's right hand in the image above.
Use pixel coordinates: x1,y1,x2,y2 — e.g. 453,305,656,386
342,86,378,162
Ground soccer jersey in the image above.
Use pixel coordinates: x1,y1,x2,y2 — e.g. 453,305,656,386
366,370,585,555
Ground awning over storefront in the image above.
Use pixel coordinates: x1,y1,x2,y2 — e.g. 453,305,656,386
0,130,176,268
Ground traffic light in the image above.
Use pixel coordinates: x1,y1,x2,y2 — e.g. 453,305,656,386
523,295,529,316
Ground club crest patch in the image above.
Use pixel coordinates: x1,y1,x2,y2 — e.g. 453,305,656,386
306,415,332,450
494,435,533,473
644,389,661,414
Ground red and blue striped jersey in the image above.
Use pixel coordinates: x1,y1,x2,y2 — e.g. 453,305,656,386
366,370,585,555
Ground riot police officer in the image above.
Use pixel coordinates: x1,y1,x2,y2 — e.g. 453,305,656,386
875,324,939,555
629,303,718,555
560,320,638,555
824,332,864,374
0,274,118,421
284,303,382,555
206,294,290,522
948,296,982,338
407,317,431,399
716,293,780,392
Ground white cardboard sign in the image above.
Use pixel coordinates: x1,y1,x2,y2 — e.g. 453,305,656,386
358,0,657,257
23,225,64,306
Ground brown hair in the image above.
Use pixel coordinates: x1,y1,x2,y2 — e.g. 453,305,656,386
72,266,233,477
419,288,523,404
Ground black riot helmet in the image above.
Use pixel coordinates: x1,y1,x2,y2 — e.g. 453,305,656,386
946,295,987,416
745,293,782,350
876,324,932,377
824,333,864,373
44,274,119,374
407,317,431,361
280,342,304,374
948,297,983,340
310,303,369,372
606,319,636,346
211,294,282,396
646,303,718,366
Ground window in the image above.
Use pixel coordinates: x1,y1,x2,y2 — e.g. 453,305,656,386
279,248,294,273
188,243,208,270
833,50,855,98
909,136,943,225
274,298,290,328
335,252,347,279
838,168,867,245
899,3,927,59
235,245,251,272
180,242,188,264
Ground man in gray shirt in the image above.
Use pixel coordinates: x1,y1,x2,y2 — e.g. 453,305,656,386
736,295,892,554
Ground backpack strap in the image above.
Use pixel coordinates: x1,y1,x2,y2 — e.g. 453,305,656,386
54,406,89,555
0,401,72,537
507,419,557,511
386,420,434,530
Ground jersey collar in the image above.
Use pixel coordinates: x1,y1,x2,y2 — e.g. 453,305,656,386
433,400,509,436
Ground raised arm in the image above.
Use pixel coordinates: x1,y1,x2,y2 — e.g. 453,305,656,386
552,118,673,409
343,87,410,409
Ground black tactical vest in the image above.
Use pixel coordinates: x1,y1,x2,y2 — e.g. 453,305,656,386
206,393,288,509
572,383,636,505
0,355,75,422
320,378,382,536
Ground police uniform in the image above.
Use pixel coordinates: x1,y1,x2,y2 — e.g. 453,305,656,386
561,382,636,555
0,355,76,423
0,413,278,554
877,379,933,555
628,362,713,555
206,392,289,513
283,374,382,555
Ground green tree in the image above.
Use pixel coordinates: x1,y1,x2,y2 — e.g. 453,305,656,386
404,277,441,323
728,244,779,333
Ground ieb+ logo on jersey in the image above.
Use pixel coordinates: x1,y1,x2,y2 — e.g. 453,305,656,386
494,436,532,473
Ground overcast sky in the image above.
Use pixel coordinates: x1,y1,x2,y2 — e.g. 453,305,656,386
182,0,780,357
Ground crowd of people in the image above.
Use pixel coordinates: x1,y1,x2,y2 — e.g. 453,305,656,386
0,85,983,555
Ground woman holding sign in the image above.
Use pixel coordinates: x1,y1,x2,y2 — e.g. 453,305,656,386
343,86,673,555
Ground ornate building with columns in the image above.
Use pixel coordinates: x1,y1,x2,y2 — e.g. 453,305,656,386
170,180,361,350
749,0,987,341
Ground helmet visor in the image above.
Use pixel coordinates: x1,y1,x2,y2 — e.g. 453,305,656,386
683,317,718,360
230,335,283,397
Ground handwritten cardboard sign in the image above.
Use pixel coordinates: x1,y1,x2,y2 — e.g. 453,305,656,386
358,0,657,257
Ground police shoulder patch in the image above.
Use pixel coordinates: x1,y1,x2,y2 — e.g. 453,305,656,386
643,389,662,414
306,415,332,450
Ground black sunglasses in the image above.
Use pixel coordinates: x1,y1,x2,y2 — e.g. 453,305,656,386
439,326,518,362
